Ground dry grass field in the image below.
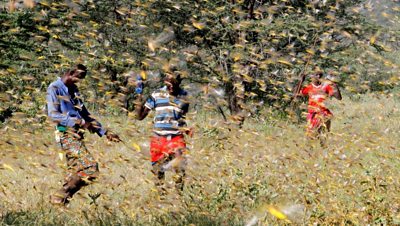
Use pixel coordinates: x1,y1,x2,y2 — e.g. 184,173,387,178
0,93,399,225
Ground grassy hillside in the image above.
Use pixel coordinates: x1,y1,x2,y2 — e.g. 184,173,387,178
0,92,399,225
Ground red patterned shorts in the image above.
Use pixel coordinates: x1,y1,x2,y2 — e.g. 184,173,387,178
306,110,332,135
150,135,186,162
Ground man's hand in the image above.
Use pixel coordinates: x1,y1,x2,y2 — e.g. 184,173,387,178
75,118,85,127
135,75,144,94
184,127,194,138
83,121,101,133
105,130,122,142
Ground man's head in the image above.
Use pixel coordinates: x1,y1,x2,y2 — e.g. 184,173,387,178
310,70,323,85
164,70,182,95
64,64,87,85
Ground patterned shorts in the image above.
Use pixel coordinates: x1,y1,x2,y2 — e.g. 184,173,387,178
306,110,332,136
150,135,186,162
59,132,99,178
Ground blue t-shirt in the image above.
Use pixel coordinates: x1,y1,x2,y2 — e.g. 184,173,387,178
46,78,106,136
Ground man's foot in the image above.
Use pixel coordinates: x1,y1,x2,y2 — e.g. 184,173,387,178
158,187,168,200
49,194,68,205
175,183,184,196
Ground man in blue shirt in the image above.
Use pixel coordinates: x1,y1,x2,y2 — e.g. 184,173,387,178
47,64,120,205
135,70,192,196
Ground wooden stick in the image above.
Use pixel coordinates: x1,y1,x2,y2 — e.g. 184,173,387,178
290,34,319,107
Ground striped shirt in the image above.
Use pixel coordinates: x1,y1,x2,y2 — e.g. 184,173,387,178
145,86,189,136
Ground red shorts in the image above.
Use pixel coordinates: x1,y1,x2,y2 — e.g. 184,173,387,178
307,109,332,130
150,135,186,162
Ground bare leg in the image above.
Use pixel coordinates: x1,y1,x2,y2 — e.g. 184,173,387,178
172,149,186,194
151,157,171,197
318,118,331,148
50,174,87,205
325,119,331,132
174,168,186,194
51,133,99,205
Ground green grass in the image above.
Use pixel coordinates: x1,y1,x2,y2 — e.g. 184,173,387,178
0,92,399,225
0,209,239,226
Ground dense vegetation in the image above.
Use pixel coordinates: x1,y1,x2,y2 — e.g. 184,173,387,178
1,0,399,123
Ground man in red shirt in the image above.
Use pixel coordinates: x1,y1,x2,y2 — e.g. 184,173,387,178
295,71,342,145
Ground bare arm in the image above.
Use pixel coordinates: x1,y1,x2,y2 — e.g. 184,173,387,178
332,83,342,100
135,94,150,120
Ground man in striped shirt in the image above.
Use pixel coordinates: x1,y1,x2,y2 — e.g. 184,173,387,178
136,71,191,195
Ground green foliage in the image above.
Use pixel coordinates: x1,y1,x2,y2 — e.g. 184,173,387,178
0,0,399,122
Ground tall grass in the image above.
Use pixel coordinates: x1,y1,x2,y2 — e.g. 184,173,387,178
0,93,399,225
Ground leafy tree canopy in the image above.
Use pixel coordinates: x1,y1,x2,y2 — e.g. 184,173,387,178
0,0,399,123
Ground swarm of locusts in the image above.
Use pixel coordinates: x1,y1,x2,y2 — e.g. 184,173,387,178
1,0,400,225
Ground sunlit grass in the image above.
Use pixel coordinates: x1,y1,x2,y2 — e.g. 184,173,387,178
1,93,399,225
